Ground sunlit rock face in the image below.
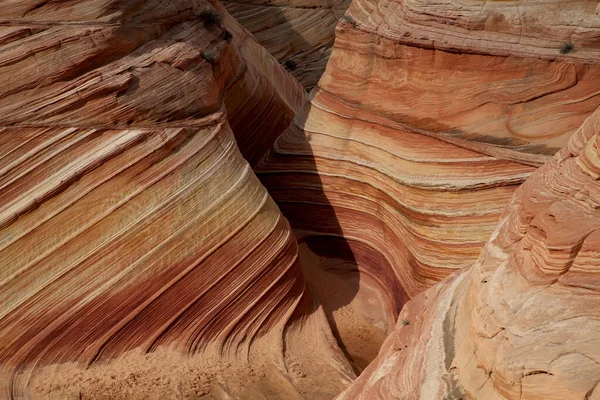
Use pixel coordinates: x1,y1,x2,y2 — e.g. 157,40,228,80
3,0,600,398
0,1,356,399
255,0,600,372
334,0,600,165
337,106,600,400
224,0,351,90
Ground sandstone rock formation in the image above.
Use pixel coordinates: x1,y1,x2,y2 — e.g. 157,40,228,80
341,0,600,165
224,0,351,90
337,103,600,400
3,0,600,398
0,1,355,398
254,0,600,372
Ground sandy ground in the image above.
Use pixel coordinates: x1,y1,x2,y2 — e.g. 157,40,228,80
298,242,389,374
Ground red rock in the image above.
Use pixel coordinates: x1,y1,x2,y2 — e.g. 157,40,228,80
0,1,353,398
3,0,600,398
255,0,600,380
338,106,600,400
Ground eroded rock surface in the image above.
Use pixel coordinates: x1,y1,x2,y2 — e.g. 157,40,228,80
0,1,354,399
3,0,600,398
224,0,351,90
342,0,600,164
255,0,600,374
338,106,600,400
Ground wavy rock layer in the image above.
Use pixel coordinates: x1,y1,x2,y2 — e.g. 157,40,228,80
255,0,600,370
0,1,355,399
333,0,600,165
338,106,600,400
0,0,305,165
224,0,351,90
356,0,600,63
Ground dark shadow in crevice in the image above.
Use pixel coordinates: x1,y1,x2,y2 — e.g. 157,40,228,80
223,0,350,91
226,1,406,375
257,97,406,374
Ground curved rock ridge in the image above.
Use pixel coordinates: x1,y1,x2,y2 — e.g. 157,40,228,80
254,0,600,368
0,1,355,399
256,96,533,366
354,0,600,64
257,0,600,293
337,107,600,399
258,99,534,290
224,0,351,90
0,0,305,165
329,0,600,166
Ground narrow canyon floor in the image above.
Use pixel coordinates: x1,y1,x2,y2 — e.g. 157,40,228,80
298,241,390,374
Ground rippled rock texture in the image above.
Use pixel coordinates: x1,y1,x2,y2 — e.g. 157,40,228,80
0,1,357,398
340,0,600,165
3,0,600,398
251,0,600,395
338,106,600,400
224,0,351,90
255,0,600,375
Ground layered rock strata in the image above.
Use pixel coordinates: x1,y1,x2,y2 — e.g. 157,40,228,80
0,1,354,399
3,0,600,398
224,0,351,90
257,0,600,350
255,0,600,371
339,0,600,165
338,105,600,400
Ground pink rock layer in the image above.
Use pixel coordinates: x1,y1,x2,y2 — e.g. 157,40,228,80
0,1,355,398
338,104,600,400
254,0,600,375
256,0,600,329
339,0,600,165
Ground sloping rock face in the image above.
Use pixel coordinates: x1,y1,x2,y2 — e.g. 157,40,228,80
343,0,600,165
224,0,351,90
0,0,304,166
0,1,355,399
337,106,600,400
255,0,600,373
3,0,600,398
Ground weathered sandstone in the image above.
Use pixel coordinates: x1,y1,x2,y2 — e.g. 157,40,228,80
224,0,351,90
339,0,600,165
0,1,354,398
3,0,600,398
337,104,600,400
255,0,600,371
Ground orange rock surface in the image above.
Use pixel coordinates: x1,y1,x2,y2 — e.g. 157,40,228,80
3,0,600,398
254,0,600,376
340,0,600,165
338,105,600,400
0,1,354,398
